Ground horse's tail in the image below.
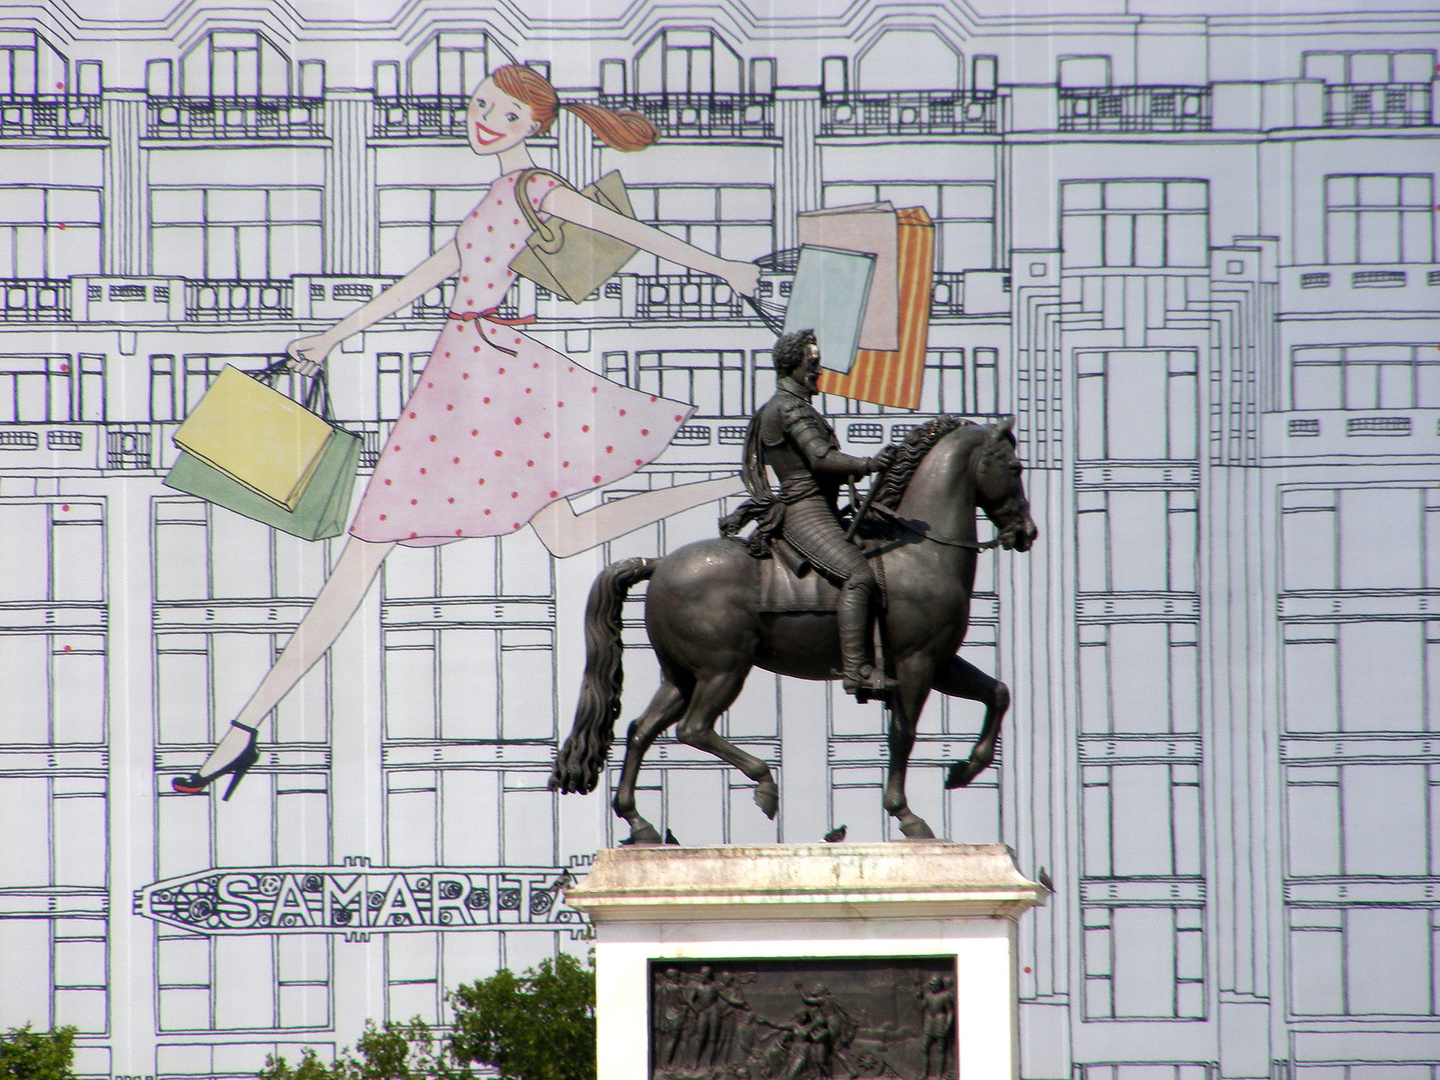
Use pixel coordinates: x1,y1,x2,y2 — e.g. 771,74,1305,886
549,556,659,795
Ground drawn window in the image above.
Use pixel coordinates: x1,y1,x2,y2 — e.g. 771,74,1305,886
0,355,98,422
148,353,290,422
635,29,743,95
1279,486,1437,593
0,186,102,278
1323,174,1434,264
0,500,106,747
1289,907,1439,1016
1076,488,1198,593
180,31,291,97
1281,621,1432,734
636,350,745,416
408,32,507,97
0,774,106,887
383,627,552,743
0,918,108,1034
919,349,997,416
1078,622,1199,735
625,185,773,271
1286,763,1437,878
1061,180,1208,269
1076,350,1198,461
150,188,323,280
1083,763,1202,878
823,181,994,271
1292,344,1440,410
377,188,481,276
1083,905,1205,1020
156,928,331,1031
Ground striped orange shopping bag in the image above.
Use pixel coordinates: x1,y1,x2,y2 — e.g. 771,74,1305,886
816,206,934,409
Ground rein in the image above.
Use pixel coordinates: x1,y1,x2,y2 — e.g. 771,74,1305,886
868,504,1003,551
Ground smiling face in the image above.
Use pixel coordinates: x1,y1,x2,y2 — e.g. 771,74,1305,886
466,77,538,155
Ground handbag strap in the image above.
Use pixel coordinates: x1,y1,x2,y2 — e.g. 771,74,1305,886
256,359,334,422
514,168,570,254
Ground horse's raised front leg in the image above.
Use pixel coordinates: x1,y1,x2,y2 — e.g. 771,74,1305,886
674,670,779,820
884,659,936,839
612,679,688,845
934,653,1010,789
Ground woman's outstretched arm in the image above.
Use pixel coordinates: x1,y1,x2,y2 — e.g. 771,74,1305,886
539,186,761,298
287,241,463,375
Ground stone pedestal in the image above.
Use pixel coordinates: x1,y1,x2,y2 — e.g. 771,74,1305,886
565,842,1046,1079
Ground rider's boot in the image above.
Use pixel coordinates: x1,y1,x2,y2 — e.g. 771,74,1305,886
838,576,898,701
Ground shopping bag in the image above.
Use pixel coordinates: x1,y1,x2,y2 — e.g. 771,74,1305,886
164,367,362,542
781,245,876,376
510,169,640,302
798,202,900,351
816,206,935,410
172,365,334,510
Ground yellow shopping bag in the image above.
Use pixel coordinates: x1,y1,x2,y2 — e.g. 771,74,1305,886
173,365,334,511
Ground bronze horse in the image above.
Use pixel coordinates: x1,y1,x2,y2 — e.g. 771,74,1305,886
550,417,1037,843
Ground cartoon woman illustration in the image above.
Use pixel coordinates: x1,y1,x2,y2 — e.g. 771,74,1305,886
173,64,760,798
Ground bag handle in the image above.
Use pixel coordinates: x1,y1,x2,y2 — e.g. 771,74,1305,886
255,359,335,422
515,168,571,255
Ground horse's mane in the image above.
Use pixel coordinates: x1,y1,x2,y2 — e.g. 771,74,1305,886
870,415,971,510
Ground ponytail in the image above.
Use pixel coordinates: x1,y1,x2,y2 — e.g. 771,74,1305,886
491,64,659,152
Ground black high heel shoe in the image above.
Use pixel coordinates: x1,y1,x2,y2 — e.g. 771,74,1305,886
172,722,260,801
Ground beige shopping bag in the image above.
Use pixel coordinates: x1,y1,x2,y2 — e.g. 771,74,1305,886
172,365,334,511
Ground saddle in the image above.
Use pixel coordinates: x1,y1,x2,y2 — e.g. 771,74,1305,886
753,537,888,614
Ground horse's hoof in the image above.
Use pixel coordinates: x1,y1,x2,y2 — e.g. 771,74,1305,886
899,818,936,840
621,821,663,846
946,757,989,789
753,780,779,820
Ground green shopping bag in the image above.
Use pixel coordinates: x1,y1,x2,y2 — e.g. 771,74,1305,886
163,366,363,541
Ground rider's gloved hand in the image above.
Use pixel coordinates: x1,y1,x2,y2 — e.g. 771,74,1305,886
869,445,899,473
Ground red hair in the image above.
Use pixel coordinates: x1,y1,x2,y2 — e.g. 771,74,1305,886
491,63,658,152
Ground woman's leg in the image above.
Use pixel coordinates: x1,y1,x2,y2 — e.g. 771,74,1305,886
529,475,744,558
197,536,395,773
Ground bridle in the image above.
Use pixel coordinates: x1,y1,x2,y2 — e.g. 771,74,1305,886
868,503,1005,551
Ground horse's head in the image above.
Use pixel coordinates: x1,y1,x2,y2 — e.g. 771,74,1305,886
971,418,1038,552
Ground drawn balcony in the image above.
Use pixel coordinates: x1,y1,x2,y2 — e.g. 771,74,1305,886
1322,83,1433,128
370,94,469,140
0,279,71,322
820,90,998,136
597,92,775,140
145,96,327,140
0,94,103,139
1058,86,1212,133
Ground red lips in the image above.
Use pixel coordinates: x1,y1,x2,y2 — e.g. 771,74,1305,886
473,122,504,145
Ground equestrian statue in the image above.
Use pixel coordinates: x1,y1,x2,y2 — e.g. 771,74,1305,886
550,329,1038,843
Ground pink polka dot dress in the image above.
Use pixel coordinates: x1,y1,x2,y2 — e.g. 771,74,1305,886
350,171,694,546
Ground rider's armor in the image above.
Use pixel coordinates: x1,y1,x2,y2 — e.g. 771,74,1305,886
748,375,895,697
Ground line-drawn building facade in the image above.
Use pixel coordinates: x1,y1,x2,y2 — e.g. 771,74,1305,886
0,3,1436,1078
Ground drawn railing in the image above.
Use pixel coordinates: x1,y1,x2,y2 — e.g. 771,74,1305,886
371,94,470,140
820,90,998,136
1322,83,1432,128
0,94,103,138
146,96,326,139
597,92,774,139
184,279,295,321
0,279,70,322
1058,86,1211,132
633,274,746,320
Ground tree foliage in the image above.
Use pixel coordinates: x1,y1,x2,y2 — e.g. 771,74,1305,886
258,953,595,1080
261,1020,470,1080
0,1025,77,1080
449,953,595,1080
